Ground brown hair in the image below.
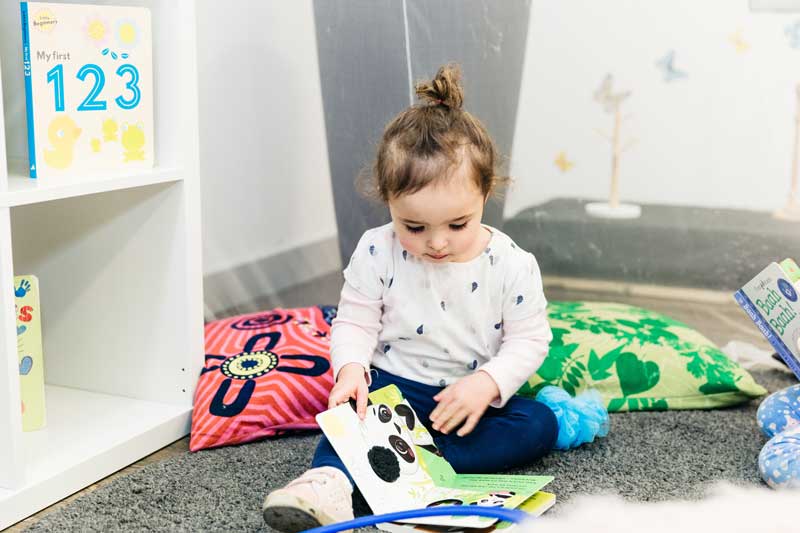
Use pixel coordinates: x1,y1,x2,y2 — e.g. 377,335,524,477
364,63,507,202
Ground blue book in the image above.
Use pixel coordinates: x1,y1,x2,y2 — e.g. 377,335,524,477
734,262,800,381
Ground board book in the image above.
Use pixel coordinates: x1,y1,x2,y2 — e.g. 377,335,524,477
15,275,45,431
376,491,556,532
316,385,553,528
21,2,153,178
734,258,800,381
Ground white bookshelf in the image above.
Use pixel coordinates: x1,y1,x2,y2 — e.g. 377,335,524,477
0,0,204,528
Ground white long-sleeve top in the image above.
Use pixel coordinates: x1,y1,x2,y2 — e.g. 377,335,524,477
330,223,552,408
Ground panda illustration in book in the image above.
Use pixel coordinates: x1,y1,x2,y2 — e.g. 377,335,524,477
425,491,517,509
350,398,442,483
469,491,516,507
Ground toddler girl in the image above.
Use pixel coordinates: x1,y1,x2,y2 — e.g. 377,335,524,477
262,64,608,532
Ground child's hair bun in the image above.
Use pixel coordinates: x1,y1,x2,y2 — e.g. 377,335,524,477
415,63,464,110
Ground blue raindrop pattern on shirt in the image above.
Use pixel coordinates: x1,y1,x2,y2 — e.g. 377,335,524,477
347,223,544,396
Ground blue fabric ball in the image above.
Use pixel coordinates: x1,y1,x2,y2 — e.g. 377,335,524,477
759,425,800,489
757,384,800,438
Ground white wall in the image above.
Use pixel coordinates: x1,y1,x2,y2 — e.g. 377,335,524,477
506,0,800,217
196,0,337,278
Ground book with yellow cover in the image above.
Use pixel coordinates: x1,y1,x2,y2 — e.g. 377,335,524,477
15,275,45,431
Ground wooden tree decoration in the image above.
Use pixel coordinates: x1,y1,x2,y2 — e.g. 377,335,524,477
775,83,800,222
586,74,641,219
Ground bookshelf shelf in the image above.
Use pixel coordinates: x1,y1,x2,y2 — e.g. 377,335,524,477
0,164,183,207
0,0,204,528
0,386,192,528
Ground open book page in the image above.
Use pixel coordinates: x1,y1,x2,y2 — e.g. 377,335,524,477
315,385,553,528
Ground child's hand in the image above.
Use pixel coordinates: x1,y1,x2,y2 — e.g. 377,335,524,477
328,362,369,420
430,371,500,437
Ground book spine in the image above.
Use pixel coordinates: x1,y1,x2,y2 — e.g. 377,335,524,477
734,290,800,380
20,2,37,178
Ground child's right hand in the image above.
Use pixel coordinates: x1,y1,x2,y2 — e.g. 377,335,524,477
328,362,369,420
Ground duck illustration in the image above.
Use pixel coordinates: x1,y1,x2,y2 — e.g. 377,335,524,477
44,115,81,169
102,118,118,141
121,122,146,162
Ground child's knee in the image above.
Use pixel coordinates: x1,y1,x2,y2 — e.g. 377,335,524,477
757,384,800,438
511,398,559,451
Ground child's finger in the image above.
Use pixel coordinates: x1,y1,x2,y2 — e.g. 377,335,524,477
356,382,368,420
328,389,344,409
433,384,452,403
431,400,460,432
429,396,451,424
328,385,355,408
440,408,468,435
456,413,481,437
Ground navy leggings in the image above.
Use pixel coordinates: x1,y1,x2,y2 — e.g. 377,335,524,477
312,367,559,486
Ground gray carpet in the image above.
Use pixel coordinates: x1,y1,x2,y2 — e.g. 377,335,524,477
24,369,795,532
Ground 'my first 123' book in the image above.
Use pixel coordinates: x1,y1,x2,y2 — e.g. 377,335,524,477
20,2,153,178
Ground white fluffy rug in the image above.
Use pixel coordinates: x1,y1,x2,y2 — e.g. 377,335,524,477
525,483,797,533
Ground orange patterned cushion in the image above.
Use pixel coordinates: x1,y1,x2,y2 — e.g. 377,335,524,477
190,306,336,451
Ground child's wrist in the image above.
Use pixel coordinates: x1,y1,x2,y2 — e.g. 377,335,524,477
476,370,501,403
337,362,368,382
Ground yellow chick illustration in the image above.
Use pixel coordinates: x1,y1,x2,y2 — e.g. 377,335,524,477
102,118,118,142
91,138,102,152
44,115,81,169
121,122,146,162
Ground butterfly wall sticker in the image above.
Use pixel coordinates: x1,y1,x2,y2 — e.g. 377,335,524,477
593,74,631,113
786,21,800,50
655,50,687,83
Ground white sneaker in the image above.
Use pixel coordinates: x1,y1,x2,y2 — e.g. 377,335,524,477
262,466,354,533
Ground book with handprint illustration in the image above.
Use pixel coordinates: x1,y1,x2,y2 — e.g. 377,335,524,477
20,2,153,178
15,275,45,431
316,385,553,528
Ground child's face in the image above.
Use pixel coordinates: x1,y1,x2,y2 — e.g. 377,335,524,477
388,164,488,263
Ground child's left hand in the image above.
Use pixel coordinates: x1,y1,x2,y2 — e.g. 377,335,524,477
430,371,500,437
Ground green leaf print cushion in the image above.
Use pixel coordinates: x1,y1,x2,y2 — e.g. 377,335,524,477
517,301,767,412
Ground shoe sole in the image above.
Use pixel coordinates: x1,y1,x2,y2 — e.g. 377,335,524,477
262,504,323,533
